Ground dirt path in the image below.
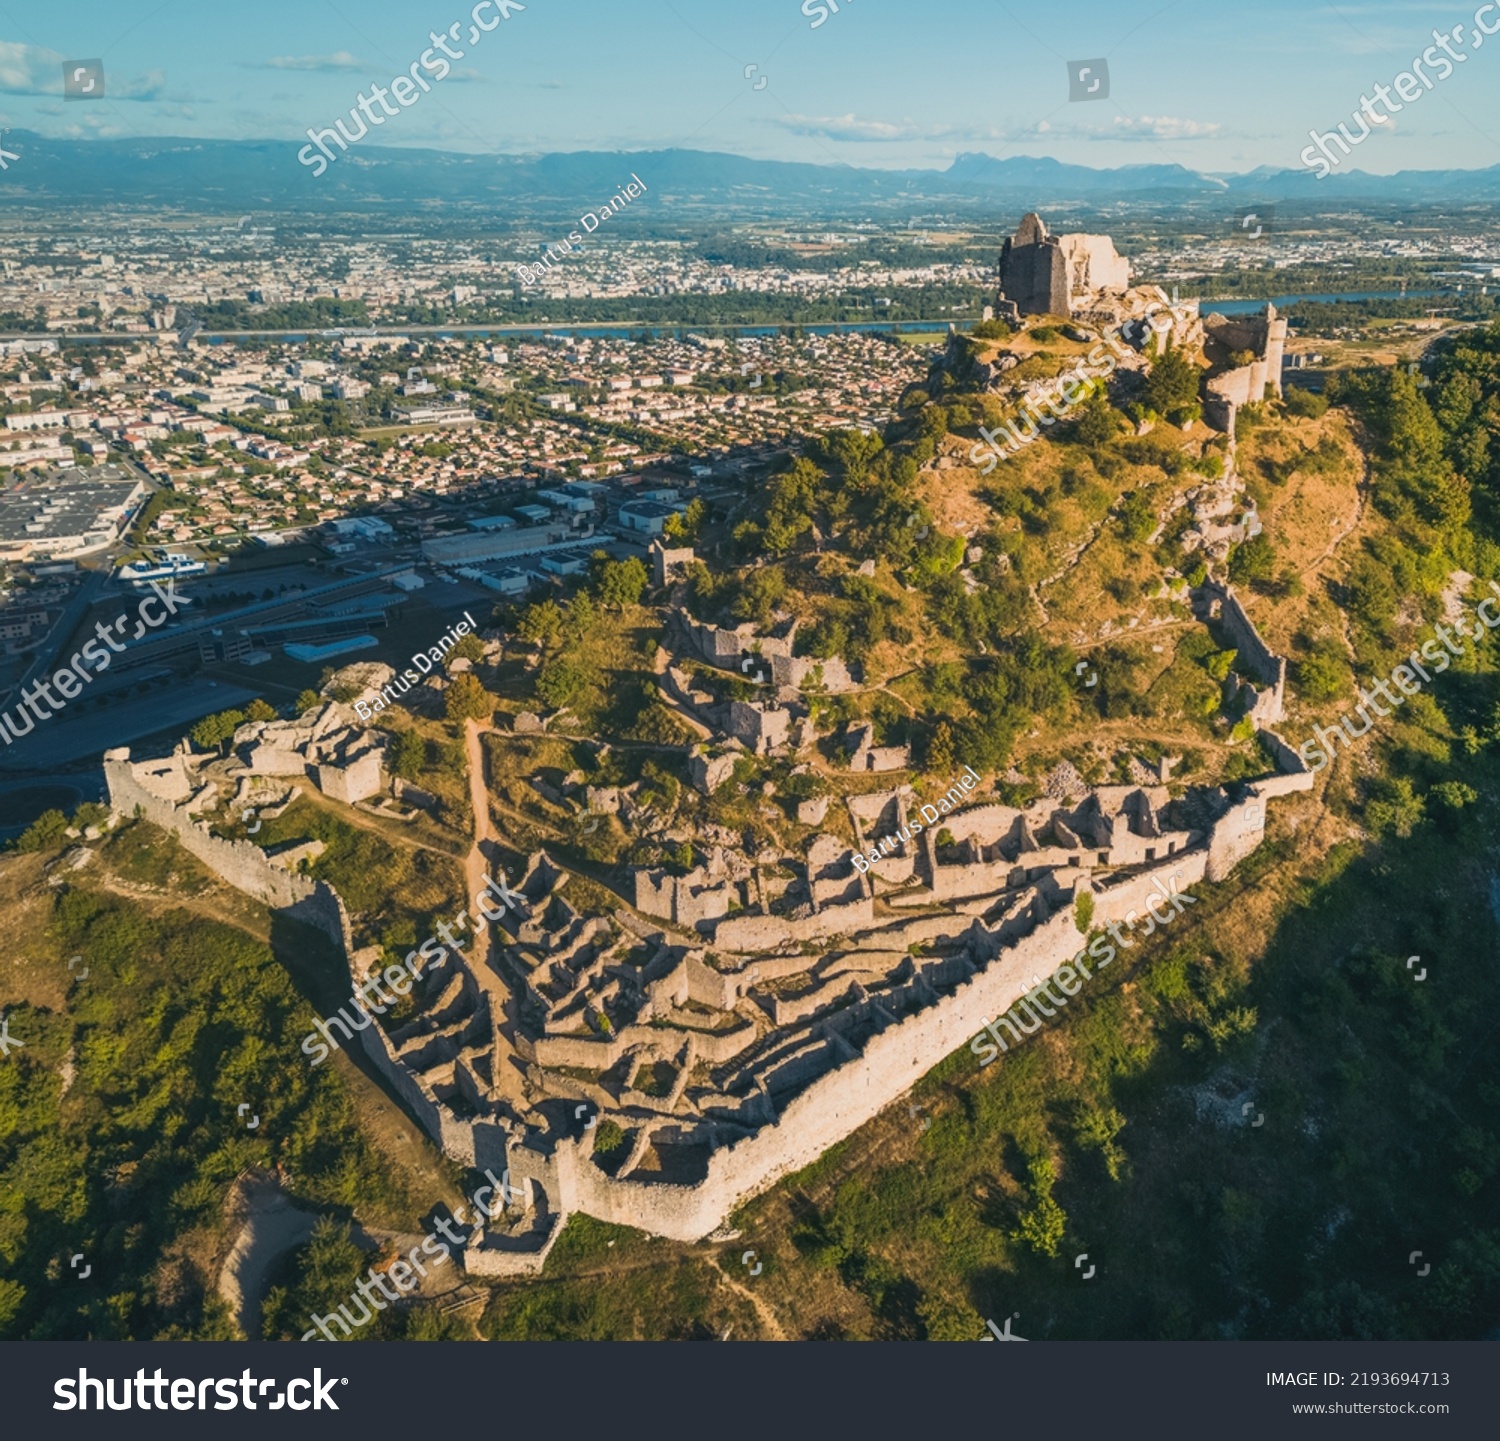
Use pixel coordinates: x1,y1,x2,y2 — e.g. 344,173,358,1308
706,1254,788,1340
466,719,500,854
218,1178,319,1339
1297,455,1371,586
464,719,529,1108
291,780,465,861
1072,616,1196,652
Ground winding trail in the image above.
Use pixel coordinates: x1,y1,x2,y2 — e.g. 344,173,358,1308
1297,455,1371,585
463,718,529,1108
706,1253,788,1341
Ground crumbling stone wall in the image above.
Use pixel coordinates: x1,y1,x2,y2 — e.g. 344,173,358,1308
714,896,875,952
109,739,1297,1251
1208,582,1287,726
727,700,791,756
316,746,384,804
999,212,1070,318
1205,789,1271,882
677,616,858,693
1202,304,1287,431
555,900,1110,1240
533,1020,753,1070
1058,232,1131,296
104,747,508,1177
1259,729,1308,776
632,865,735,930
105,750,322,916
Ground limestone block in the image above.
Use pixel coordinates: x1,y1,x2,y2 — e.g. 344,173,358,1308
797,795,830,826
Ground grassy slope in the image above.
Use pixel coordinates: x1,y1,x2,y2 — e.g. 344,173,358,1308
472,347,1500,1340
0,822,457,1339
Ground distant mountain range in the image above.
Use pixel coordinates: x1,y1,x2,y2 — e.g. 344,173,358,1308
2,132,1498,215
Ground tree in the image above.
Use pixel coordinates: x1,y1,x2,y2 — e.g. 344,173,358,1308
1284,387,1329,419
926,721,956,776
1205,647,1237,682
1297,639,1347,702
593,1120,628,1159
244,699,276,722
563,592,597,637
1074,890,1095,934
590,554,648,609
1366,777,1425,839
191,708,246,754
742,457,823,556
516,599,563,649
663,497,706,543
1073,392,1120,447
1142,341,1201,419
535,659,589,710
444,673,492,723
1012,1155,1067,1258
449,632,484,664
390,730,426,780
1228,534,1276,585
1117,490,1157,544
11,809,68,853
294,689,321,715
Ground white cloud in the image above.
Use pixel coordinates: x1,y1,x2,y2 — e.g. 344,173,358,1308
771,112,911,141
0,44,169,102
769,113,1056,144
262,51,363,72
1106,115,1223,141
0,40,62,96
993,114,1224,144
112,69,169,102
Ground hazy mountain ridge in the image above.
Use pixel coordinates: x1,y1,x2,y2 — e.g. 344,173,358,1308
1,131,1497,213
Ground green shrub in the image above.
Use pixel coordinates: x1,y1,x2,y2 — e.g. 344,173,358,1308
11,808,68,853
1074,891,1095,933
1284,387,1330,419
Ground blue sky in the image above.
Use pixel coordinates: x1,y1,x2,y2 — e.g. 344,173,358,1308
1,0,1498,174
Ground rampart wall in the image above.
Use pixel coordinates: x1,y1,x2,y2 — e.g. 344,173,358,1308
104,751,325,920
105,749,508,1174
552,899,1107,1240
1208,584,1287,726
107,747,1294,1250
714,896,875,951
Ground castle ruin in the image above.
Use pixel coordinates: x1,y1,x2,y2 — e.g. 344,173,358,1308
1203,304,1288,431
104,725,1313,1267
997,212,1132,321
